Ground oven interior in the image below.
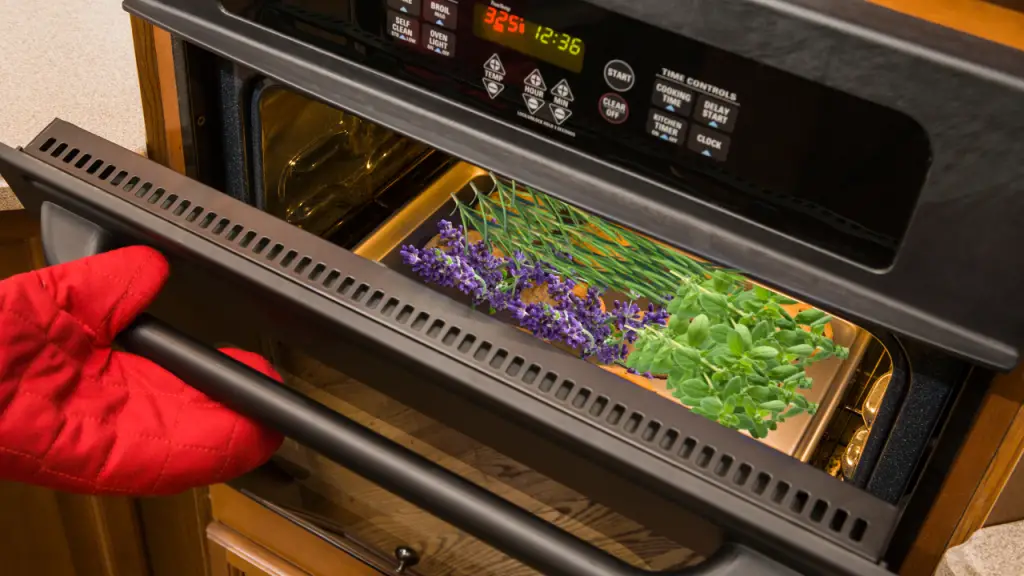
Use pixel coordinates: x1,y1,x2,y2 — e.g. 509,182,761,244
159,74,971,574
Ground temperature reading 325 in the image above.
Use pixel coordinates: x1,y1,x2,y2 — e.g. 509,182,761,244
473,3,585,73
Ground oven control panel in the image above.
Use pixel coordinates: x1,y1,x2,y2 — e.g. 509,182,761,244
227,0,931,269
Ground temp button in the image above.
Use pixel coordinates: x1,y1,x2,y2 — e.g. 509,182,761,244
598,93,629,124
687,126,731,161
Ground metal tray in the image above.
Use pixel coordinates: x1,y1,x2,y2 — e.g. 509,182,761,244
354,162,873,461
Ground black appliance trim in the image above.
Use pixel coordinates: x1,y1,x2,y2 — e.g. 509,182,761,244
119,0,1024,371
0,120,899,575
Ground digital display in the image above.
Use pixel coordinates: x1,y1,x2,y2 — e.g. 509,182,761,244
472,4,585,73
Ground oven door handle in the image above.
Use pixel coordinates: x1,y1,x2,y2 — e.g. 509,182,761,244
37,203,800,576
122,314,796,576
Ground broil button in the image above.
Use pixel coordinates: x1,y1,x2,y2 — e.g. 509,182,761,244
598,93,629,124
687,126,731,161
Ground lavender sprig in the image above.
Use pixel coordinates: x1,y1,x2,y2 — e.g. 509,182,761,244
401,221,668,364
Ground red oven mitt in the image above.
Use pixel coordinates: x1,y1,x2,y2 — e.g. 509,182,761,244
0,246,284,495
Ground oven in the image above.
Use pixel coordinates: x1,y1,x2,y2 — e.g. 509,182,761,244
1,0,1022,574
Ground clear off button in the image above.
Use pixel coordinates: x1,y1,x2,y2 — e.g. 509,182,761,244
598,93,629,124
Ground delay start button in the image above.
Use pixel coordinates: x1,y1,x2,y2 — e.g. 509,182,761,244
598,93,629,124
603,60,635,92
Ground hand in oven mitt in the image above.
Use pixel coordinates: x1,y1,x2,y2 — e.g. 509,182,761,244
0,246,284,495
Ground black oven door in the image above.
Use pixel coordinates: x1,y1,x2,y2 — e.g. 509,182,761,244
0,120,907,576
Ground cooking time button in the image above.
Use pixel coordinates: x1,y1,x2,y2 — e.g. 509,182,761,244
687,126,731,161
651,80,695,116
387,10,420,46
695,95,738,133
598,93,629,124
424,0,458,29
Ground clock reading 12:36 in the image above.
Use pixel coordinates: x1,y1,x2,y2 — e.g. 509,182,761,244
472,4,585,73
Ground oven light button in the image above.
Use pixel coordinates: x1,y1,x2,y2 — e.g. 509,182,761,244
423,24,456,57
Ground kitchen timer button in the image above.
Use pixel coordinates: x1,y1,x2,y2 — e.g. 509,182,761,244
598,93,629,124
603,60,635,92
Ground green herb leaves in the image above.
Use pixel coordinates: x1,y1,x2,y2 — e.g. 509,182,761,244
632,276,849,438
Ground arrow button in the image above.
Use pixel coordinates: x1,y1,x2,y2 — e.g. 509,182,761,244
484,54,506,75
523,94,545,115
549,103,572,125
551,79,574,101
483,79,505,99
524,69,547,91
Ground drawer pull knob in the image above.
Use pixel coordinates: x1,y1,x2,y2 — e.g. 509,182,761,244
394,546,420,573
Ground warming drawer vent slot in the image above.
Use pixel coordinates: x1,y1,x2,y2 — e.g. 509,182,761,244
25,125,893,559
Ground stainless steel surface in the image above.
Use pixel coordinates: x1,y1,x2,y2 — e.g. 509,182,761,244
863,372,891,429
843,427,871,480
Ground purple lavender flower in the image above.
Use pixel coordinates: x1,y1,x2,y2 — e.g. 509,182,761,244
402,221,671,366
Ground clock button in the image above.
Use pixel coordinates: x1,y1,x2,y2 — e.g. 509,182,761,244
687,126,731,161
598,93,629,124
604,60,635,92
